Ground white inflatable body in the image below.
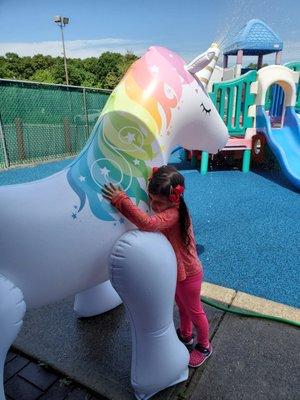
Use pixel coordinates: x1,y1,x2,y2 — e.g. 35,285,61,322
0,46,228,399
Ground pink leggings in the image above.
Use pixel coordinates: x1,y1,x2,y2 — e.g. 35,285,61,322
175,270,210,348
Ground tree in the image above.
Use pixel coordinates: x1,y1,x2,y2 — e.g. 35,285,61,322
105,71,119,89
4,53,22,79
117,50,138,76
30,69,56,83
32,54,54,71
81,71,98,88
0,51,140,89
95,51,123,87
246,62,268,69
21,56,35,79
0,56,14,78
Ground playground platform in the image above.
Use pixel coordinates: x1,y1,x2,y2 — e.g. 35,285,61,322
4,296,299,400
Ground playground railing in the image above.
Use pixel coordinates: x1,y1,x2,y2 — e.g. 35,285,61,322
194,71,258,174
209,70,257,136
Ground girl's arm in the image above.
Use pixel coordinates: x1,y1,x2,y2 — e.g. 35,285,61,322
110,191,178,231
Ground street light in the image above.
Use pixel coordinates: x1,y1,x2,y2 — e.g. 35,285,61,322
53,15,69,85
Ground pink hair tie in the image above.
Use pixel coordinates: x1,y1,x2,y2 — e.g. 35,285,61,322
148,166,159,181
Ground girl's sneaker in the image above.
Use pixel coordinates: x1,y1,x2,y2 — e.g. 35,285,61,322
176,328,194,346
189,343,212,367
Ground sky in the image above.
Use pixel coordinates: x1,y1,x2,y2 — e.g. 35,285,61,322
0,0,299,66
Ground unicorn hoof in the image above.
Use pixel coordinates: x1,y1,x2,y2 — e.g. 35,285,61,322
74,280,122,318
0,274,26,400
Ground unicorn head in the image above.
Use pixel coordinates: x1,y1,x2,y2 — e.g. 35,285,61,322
67,46,228,221
105,45,227,154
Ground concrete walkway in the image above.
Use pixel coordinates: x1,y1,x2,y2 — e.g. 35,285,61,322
5,297,299,400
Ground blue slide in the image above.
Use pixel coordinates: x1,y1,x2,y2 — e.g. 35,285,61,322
256,106,300,190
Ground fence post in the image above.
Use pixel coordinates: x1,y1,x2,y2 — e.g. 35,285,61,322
15,117,26,161
63,117,72,153
83,88,89,140
0,113,9,168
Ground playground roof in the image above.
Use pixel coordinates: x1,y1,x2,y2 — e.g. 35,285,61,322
223,19,283,56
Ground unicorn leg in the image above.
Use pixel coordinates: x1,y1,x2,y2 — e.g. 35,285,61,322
74,280,122,317
109,230,189,400
0,274,26,400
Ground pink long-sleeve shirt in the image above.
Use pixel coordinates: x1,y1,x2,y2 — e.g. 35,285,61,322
111,192,202,281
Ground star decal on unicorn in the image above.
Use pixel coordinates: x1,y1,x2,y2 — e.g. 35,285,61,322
72,213,77,219
120,218,125,224
133,159,140,166
79,175,86,182
100,166,110,177
150,65,159,74
165,86,174,97
126,132,136,143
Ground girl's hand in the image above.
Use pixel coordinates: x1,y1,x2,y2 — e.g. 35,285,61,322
102,182,124,202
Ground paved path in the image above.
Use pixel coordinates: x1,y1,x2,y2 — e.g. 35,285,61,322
4,299,299,400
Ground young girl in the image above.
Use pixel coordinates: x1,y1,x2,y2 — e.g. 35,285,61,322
102,165,211,367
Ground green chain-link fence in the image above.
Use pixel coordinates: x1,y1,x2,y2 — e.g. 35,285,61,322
0,79,111,169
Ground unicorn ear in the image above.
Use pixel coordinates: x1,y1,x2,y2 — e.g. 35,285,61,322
185,43,219,74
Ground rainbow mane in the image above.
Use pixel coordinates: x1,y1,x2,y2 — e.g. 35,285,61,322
67,46,194,222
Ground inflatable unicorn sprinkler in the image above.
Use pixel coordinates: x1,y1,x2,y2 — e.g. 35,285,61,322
0,44,227,400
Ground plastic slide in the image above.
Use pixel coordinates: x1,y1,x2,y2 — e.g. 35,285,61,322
256,105,300,189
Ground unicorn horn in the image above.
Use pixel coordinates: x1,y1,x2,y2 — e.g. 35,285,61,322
186,43,220,88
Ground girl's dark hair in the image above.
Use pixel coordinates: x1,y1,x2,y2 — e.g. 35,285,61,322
148,165,191,249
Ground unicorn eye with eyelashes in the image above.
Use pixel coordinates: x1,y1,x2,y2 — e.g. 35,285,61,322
200,102,211,115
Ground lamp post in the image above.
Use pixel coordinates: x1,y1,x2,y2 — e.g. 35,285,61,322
53,15,69,85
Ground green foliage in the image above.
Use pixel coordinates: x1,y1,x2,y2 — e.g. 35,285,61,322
0,51,139,89
246,62,268,69
30,69,56,83
0,57,14,78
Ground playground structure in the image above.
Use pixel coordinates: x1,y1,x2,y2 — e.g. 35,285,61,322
187,19,300,190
